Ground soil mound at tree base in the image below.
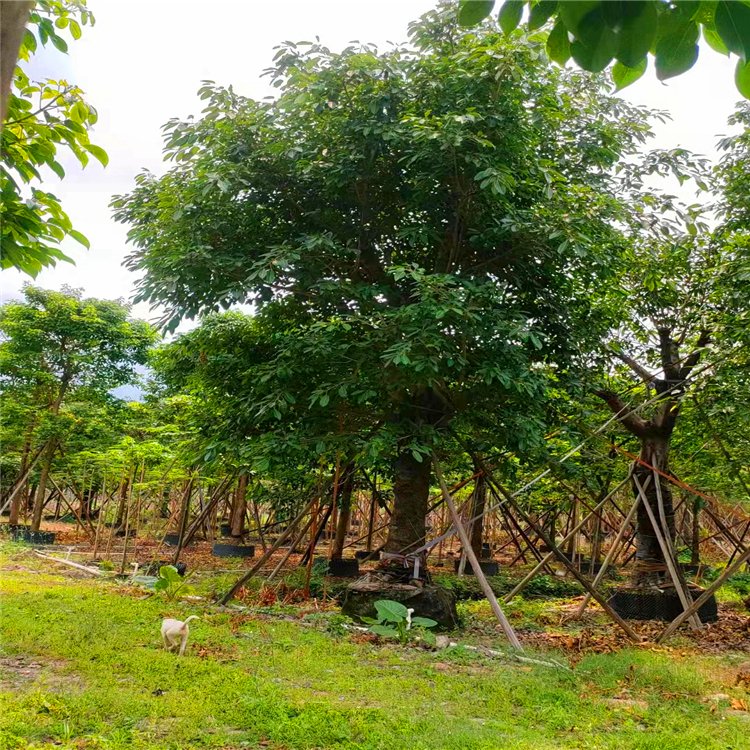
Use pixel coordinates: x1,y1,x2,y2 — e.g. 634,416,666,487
341,577,458,630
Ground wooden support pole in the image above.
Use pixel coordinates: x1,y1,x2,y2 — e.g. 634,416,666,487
503,474,632,603
433,455,523,652
266,514,316,582
475,459,642,643
632,475,702,630
219,494,320,604
574,482,642,617
171,478,195,565
657,543,750,642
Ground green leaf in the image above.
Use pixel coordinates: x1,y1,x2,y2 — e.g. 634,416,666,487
69,20,82,40
612,58,647,90
655,14,700,80
159,565,181,582
736,57,750,97
50,34,69,54
703,24,730,54
68,229,90,248
48,161,65,179
566,3,619,71
528,0,558,30
558,1,600,37
84,144,109,167
615,1,658,68
458,0,496,27
498,0,524,34
546,19,571,63
715,0,750,60
374,599,409,623
410,616,438,628
368,624,399,637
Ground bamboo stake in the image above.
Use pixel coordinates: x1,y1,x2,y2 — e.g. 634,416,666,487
476,460,642,642
433,456,523,651
503,473,632,603
632,475,702,630
657,543,750,642
219,493,320,604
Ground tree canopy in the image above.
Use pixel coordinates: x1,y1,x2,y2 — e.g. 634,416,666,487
114,10,674,556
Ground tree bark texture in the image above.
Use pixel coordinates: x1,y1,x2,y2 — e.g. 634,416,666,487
230,474,248,537
332,463,355,558
384,451,431,556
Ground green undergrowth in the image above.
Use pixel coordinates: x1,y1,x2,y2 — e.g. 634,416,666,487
434,571,586,601
1,544,748,750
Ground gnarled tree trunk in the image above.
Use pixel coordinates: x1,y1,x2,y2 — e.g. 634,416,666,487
632,435,675,585
230,474,248,537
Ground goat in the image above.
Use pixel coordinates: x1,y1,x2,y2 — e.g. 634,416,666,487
160,615,199,656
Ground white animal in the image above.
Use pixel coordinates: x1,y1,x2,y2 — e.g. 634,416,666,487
160,616,199,656
405,608,415,630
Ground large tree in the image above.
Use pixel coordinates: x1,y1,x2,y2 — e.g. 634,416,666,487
114,10,662,565
0,286,157,530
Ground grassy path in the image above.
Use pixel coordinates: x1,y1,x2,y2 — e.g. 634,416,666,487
1,546,748,750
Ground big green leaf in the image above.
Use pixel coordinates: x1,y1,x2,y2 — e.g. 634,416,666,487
410,616,438,628
736,57,750,97
715,0,750,60
498,0,524,34
368,624,399,637
655,14,700,80
374,599,409,623
458,0,496,27
528,0,558,30
612,58,647,90
615,1,658,68
546,19,571,63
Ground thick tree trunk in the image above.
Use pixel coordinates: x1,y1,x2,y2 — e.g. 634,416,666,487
469,473,486,559
632,437,675,585
0,1,33,124
384,451,431,557
30,443,55,532
331,464,355,559
230,474,248,537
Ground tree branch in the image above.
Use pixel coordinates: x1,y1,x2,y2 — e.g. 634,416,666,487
613,350,656,386
594,389,651,438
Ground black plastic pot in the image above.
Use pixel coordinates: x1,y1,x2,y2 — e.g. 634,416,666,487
481,543,492,559
219,523,232,537
453,558,500,576
114,528,136,538
212,543,255,558
326,557,360,578
9,527,56,545
162,533,182,546
608,586,718,623
354,550,378,561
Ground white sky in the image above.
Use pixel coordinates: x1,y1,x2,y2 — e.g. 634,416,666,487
0,0,742,332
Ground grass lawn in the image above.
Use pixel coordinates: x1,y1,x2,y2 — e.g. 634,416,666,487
1,543,748,750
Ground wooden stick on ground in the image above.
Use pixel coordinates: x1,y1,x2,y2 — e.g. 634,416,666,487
433,455,523,652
